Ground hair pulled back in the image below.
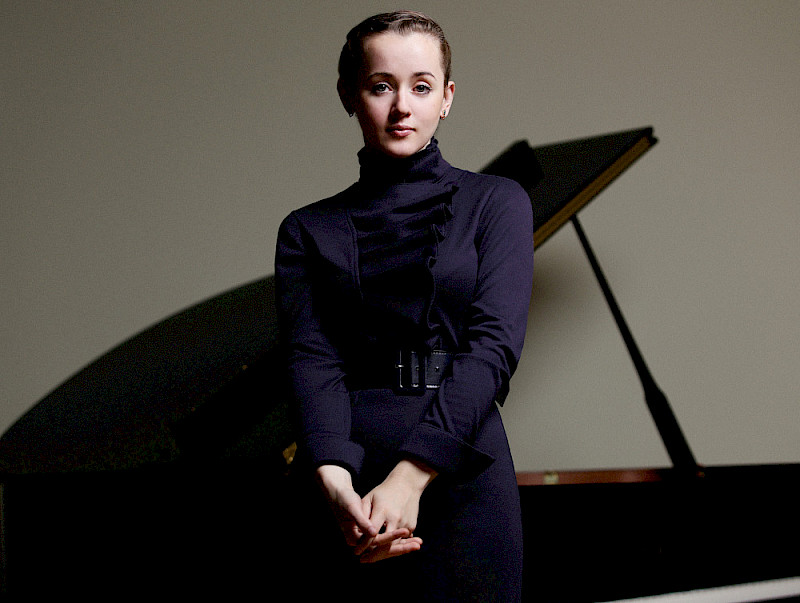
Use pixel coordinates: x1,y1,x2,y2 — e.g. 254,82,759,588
338,11,452,93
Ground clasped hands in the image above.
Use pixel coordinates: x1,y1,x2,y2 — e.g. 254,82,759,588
316,460,437,563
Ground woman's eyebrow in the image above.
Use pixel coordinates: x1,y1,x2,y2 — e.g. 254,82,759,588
367,71,437,80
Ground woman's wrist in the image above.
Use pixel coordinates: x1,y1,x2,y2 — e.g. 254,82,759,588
388,458,438,494
315,464,353,491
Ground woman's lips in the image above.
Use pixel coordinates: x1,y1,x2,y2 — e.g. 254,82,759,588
387,125,414,137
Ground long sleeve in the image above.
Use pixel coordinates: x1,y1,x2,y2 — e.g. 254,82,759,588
398,177,534,480
275,211,365,474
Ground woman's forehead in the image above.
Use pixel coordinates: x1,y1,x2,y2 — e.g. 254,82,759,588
360,32,444,79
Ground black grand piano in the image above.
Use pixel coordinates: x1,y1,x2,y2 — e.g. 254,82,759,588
1,128,797,600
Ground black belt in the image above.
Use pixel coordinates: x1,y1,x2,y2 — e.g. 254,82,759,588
347,349,454,394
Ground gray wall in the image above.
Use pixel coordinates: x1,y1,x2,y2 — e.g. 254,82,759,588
3,1,799,471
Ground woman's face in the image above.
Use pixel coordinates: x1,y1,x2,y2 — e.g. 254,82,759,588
347,31,455,158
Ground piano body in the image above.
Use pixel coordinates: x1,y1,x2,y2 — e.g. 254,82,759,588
1,128,797,601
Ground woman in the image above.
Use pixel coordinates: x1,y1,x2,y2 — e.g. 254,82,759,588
276,11,533,601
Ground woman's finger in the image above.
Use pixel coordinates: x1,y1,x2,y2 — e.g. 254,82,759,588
372,527,409,546
341,497,377,542
356,528,410,557
342,522,365,547
354,525,407,556
359,536,423,564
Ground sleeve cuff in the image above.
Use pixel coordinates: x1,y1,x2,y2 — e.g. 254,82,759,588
398,423,494,483
304,434,365,476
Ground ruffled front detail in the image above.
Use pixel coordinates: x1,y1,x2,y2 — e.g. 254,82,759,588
349,140,458,348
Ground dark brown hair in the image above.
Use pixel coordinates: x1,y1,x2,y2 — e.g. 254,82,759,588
338,10,452,94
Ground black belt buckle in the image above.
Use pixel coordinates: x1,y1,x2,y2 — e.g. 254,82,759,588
394,349,426,394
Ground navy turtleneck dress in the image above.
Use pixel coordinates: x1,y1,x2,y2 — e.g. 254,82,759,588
276,139,533,601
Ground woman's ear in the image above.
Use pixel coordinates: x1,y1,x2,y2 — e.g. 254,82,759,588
337,79,355,116
442,80,455,117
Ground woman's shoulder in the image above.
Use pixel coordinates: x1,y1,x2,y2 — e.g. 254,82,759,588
448,167,531,216
290,184,359,218
450,165,528,198
445,166,533,238
278,183,360,241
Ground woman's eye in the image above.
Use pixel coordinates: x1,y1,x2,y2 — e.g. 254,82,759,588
414,84,432,93
372,83,391,93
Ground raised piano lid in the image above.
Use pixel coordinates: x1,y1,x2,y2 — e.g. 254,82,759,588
482,126,657,248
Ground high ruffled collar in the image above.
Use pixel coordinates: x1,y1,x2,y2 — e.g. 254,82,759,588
357,138,452,189
348,137,458,349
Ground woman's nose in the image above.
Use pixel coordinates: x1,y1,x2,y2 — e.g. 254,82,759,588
391,90,411,117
